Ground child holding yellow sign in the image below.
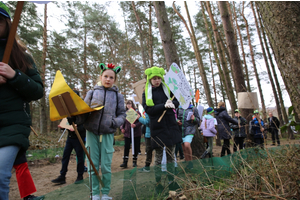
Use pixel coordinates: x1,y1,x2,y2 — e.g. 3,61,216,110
120,100,142,168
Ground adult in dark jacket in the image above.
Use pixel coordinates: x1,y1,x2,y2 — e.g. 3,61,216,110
250,110,265,148
52,90,86,185
120,100,142,168
142,66,181,192
230,109,247,152
214,102,238,157
0,3,44,199
267,112,280,146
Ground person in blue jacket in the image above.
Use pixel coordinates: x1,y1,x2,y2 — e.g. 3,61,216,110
250,110,265,148
138,112,152,172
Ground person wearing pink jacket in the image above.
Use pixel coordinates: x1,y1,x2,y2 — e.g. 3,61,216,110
200,107,217,159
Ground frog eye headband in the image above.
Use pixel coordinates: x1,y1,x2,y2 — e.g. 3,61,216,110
99,63,121,75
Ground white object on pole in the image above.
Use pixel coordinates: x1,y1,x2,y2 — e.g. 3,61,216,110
58,128,67,142
161,147,167,171
131,127,135,155
164,63,194,109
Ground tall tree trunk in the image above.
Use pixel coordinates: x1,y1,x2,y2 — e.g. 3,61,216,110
240,3,267,122
219,1,255,132
256,2,300,119
201,2,224,108
132,1,147,71
255,4,289,126
233,2,251,92
250,2,283,125
148,3,153,67
254,3,294,139
172,2,213,107
153,1,180,69
208,47,218,107
226,2,237,43
206,1,237,115
40,4,48,135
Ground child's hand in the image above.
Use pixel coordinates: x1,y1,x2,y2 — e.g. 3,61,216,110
190,114,195,121
58,125,62,128
177,120,182,126
121,129,125,134
0,75,7,85
69,127,74,131
165,99,175,109
131,124,136,128
0,62,16,79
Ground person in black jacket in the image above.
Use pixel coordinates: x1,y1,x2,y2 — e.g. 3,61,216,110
142,66,181,193
268,112,280,146
214,102,238,157
0,2,44,199
230,109,247,152
52,90,86,185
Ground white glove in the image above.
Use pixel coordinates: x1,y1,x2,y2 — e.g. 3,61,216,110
165,99,175,109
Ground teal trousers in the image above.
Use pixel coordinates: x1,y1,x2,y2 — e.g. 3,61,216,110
86,131,114,196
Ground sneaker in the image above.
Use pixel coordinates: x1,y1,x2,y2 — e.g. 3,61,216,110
74,175,83,184
91,195,100,200
138,166,150,172
51,175,66,184
138,152,142,155
101,194,112,200
23,195,45,200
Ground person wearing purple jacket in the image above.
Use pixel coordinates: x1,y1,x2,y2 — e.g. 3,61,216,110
120,100,142,168
200,107,217,159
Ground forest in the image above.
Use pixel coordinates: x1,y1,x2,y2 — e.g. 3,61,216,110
5,1,300,136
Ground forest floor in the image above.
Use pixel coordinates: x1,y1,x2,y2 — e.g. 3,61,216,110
9,137,300,199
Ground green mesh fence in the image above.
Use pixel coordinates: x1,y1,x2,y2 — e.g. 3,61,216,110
38,144,299,199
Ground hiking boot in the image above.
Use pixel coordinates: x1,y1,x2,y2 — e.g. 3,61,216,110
120,157,128,168
138,166,150,172
74,175,83,184
51,175,66,184
101,194,112,200
23,195,45,200
271,143,276,146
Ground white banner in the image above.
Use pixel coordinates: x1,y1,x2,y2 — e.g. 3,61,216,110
164,63,194,109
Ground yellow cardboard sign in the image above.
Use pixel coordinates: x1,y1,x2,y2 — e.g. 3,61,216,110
126,108,139,124
49,70,103,121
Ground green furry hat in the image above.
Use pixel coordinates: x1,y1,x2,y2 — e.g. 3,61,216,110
144,66,170,106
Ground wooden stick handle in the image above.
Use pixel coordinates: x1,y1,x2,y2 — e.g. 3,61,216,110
158,96,175,122
30,126,38,137
3,1,24,64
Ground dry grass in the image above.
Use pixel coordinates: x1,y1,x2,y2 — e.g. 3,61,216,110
162,144,300,200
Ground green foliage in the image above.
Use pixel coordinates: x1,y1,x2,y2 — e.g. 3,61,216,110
280,106,300,133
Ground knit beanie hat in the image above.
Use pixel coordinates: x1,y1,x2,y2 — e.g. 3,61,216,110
0,2,11,20
144,66,170,106
207,107,214,114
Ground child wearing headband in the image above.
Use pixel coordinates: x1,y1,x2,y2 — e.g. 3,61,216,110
76,63,125,200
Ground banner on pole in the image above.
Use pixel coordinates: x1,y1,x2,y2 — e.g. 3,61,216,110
164,63,194,109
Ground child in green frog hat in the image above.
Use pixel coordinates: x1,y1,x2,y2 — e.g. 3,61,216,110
142,66,181,192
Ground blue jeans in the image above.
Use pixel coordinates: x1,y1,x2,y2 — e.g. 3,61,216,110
0,145,20,200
